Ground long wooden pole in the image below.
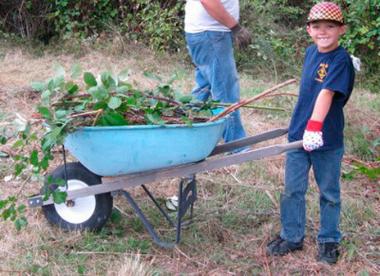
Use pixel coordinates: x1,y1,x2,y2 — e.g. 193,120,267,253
208,79,297,122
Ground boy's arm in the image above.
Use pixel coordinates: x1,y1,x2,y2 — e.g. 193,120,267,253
303,89,335,151
310,89,335,122
200,0,251,49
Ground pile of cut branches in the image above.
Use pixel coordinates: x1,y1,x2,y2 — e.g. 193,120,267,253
31,66,217,153
0,66,217,227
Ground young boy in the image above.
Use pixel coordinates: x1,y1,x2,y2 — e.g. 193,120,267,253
266,2,355,264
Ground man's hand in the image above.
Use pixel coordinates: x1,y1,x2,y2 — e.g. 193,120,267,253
231,24,251,49
303,120,324,151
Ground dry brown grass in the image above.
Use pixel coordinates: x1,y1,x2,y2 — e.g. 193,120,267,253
0,44,379,275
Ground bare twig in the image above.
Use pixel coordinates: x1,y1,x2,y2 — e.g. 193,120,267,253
174,246,208,268
265,190,278,209
0,270,24,275
69,110,102,118
75,251,125,255
16,175,32,197
343,155,379,168
92,109,103,126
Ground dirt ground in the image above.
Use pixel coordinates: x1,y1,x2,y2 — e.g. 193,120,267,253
0,45,379,275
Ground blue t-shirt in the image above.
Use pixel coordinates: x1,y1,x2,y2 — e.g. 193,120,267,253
288,45,355,150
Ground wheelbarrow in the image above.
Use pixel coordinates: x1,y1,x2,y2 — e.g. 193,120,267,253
28,117,302,248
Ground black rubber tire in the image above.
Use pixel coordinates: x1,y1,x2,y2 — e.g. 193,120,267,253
42,162,113,231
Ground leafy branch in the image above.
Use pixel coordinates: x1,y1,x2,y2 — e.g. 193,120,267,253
0,65,220,229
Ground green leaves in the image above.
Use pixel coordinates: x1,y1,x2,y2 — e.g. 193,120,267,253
88,86,108,101
108,97,122,109
118,69,130,83
15,216,28,231
43,176,68,204
116,85,131,94
98,111,127,126
52,191,68,204
84,72,97,87
144,71,162,82
31,81,46,92
41,125,66,152
101,71,116,88
347,165,380,181
145,112,165,125
70,64,82,79
0,135,7,144
54,64,65,77
157,84,172,97
47,75,65,91
30,150,39,166
38,106,52,120
0,196,27,230
177,95,193,104
65,81,79,95
4,68,217,230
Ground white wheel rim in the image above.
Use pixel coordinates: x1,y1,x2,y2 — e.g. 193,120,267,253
54,179,96,224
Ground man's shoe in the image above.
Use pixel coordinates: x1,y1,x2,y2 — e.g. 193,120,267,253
266,236,303,256
317,242,339,264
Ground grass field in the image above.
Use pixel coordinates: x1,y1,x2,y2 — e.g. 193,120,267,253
0,42,379,275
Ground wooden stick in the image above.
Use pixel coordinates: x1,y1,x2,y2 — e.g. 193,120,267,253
208,79,297,122
217,102,286,112
92,109,103,126
69,110,102,118
262,92,298,98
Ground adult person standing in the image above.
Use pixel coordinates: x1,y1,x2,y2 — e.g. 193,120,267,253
184,0,251,145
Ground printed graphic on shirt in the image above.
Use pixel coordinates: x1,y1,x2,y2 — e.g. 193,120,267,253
315,63,328,82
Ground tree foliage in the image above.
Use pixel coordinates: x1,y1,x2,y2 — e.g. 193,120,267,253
0,0,379,90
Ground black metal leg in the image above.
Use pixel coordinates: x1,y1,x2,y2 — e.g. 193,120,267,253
176,175,197,244
122,175,197,248
122,190,174,248
176,180,183,244
141,184,175,227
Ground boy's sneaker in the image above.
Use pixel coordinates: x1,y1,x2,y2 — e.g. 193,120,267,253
317,242,340,264
266,236,303,256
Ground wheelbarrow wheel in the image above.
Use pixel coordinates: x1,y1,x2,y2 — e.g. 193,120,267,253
42,162,113,231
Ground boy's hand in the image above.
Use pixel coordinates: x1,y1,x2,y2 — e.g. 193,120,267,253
303,120,323,151
231,24,251,49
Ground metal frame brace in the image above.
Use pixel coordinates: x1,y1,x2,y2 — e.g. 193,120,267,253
120,175,197,248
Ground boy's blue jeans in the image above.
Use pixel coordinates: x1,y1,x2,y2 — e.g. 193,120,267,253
280,147,344,244
185,31,246,142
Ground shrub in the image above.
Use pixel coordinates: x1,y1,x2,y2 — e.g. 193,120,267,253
0,0,378,90
238,0,312,78
51,0,119,39
120,0,184,52
0,0,54,42
339,0,380,92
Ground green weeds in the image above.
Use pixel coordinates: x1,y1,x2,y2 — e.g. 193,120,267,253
345,125,378,161
341,199,376,233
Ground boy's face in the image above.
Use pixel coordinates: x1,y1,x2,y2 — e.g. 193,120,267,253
307,20,346,53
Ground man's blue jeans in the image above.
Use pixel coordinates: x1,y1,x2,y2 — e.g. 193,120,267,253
280,147,344,244
185,31,246,142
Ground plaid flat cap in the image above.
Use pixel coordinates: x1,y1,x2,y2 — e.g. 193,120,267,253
307,2,344,24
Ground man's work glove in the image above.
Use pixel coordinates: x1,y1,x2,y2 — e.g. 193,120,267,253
303,120,324,151
230,24,251,50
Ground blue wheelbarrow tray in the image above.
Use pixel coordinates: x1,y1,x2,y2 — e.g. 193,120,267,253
64,118,226,176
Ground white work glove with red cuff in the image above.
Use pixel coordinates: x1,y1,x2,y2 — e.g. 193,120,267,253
303,120,324,151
